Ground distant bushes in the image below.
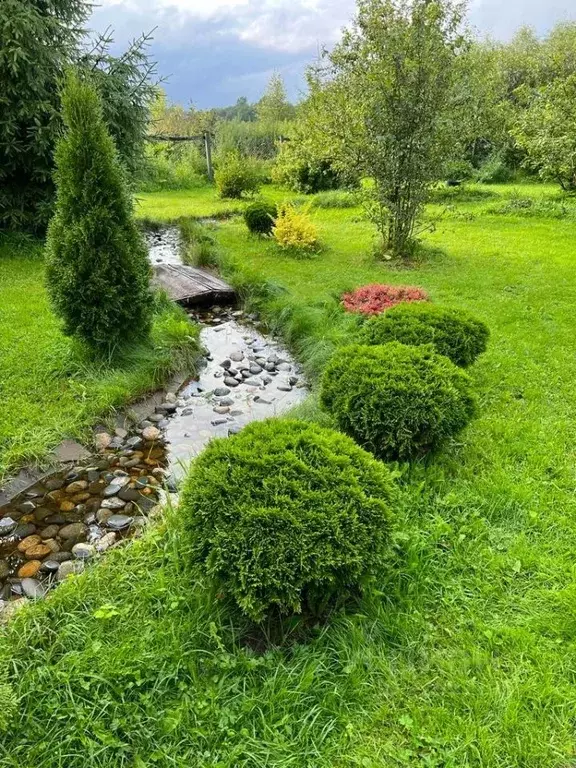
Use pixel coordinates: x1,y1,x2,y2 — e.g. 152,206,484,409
272,141,355,194
273,203,318,254
244,200,278,235
138,144,207,192
342,284,429,315
180,419,396,622
215,152,262,198
359,303,489,367
320,342,477,461
310,190,358,209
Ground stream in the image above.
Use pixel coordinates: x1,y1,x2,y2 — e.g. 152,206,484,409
0,227,307,617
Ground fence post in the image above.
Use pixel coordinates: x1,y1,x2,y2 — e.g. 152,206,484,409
204,132,214,182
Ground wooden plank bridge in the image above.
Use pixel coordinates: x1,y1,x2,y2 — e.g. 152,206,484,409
152,263,236,306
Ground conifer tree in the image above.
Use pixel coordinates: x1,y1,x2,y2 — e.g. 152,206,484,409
46,73,152,355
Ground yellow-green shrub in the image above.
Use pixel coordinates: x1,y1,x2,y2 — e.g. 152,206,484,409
272,203,318,254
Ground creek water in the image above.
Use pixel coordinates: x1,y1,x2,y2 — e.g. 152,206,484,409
0,226,307,614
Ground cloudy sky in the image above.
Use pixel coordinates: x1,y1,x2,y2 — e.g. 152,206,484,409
90,0,575,108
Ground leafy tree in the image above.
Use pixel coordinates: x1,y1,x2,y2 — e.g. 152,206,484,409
257,73,295,126
305,0,468,257
0,0,88,231
0,0,157,232
46,73,152,355
512,75,576,192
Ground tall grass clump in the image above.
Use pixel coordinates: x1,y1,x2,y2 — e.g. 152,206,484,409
180,419,396,623
46,72,151,355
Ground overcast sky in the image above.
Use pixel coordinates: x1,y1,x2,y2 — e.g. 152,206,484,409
90,0,576,108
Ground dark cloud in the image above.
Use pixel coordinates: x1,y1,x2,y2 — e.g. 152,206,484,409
90,0,575,107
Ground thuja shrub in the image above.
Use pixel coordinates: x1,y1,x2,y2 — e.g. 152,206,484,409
180,419,396,623
273,202,318,254
321,343,477,461
46,73,151,354
342,284,428,315
215,152,261,199
359,302,490,367
244,200,278,235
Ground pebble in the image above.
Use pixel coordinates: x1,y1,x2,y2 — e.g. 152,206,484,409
72,543,96,560
65,480,88,493
142,426,161,441
115,427,128,439
21,578,47,599
59,522,88,540
213,387,231,397
224,377,240,388
100,497,126,510
45,478,64,491
107,515,132,531
230,351,244,362
277,384,293,392
220,360,232,370
211,418,228,426
40,560,60,574
213,406,230,414
18,560,42,579
0,517,17,537
95,432,112,451
57,560,85,581
95,532,117,553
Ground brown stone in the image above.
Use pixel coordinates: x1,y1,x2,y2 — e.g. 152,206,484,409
60,500,76,512
20,513,36,524
59,522,88,540
17,561,42,578
48,490,66,503
25,544,52,560
71,492,91,503
17,535,42,553
65,480,89,493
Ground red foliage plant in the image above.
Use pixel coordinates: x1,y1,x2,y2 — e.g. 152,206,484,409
342,284,429,315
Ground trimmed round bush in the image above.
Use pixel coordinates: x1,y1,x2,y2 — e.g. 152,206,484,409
180,419,396,622
359,303,489,367
321,343,477,461
244,200,277,235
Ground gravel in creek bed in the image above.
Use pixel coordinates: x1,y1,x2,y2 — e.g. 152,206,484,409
0,304,307,618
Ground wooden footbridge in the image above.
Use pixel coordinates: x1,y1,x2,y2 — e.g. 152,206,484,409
152,263,236,306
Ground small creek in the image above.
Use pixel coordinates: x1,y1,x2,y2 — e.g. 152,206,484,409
0,226,306,617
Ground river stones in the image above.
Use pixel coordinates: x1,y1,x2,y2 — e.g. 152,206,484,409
142,426,161,441
59,523,88,540
0,518,17,537
57,561,84,581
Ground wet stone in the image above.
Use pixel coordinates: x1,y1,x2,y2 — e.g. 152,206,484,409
48,551,74,564
213,387,231,397
59,523,88,540
17,501,36,514
100,497,126,510
107,515,132,531
57,560,84,581
39,525,59,540
45,478,65,492
0,518,17,537
22,578,46,599
0,560,10,579
65,480,88,494
72,543,96,560
18,561,42,579
40,560,60,574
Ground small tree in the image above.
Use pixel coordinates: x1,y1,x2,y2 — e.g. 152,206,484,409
46,72,152,355
257,73,296,126
305,0,468,257
512,75,576,192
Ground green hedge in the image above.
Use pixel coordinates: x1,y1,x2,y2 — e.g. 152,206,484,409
321,342,477,460
180,419,396,622
359,303,489,367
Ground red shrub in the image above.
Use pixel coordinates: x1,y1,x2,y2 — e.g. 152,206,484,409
342,284,429,315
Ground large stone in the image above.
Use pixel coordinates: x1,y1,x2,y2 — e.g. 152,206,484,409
17,561,42,579
100,497,126,510
17,534,41,553
39,525,59,540
95,532,117,553
72,543,96,560
57,560,84,581
94,432,113,451
59,522,88,540
230,351,244,362
0,517,17,537
65,480,88,494
213,387,231,397
106,515,132,531
25,544,52,560
224,377,240,388
21,578,46,599
142,426,161,441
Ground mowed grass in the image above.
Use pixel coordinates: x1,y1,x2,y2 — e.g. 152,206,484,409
0,235,199,483
2,184,576,767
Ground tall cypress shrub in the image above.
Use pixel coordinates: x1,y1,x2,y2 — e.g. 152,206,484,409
46,73,152,355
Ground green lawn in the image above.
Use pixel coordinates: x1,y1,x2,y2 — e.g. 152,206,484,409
2,183,576,767
0,235,199,483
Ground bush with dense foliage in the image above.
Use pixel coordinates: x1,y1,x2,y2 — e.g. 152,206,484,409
215,152,261,198
359,302,490,367
180,419,396,622
244,200,278,235
273,144,351,194
46,73,151,355
273,203,318,253
321,342,477,460
342,284,429,315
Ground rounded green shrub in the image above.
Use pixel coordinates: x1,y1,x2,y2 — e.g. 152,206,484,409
214,152,261,198
180,419,396,622
320,343,477,461
244,200,278,235
359,303,489,367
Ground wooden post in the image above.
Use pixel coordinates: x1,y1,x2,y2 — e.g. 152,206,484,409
204,132,214,182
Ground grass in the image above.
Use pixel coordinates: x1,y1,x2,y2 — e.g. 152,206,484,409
3,181,576,766
0,234,200,483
